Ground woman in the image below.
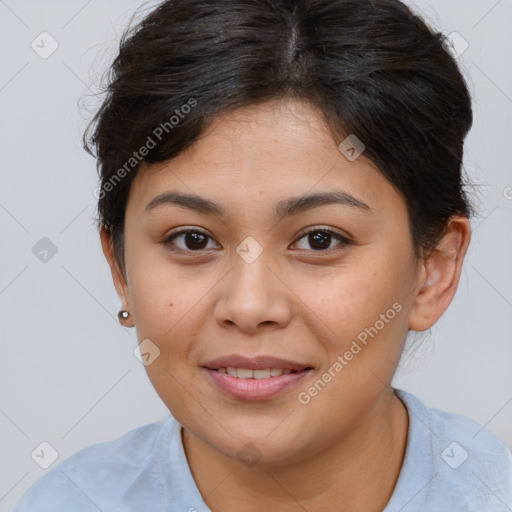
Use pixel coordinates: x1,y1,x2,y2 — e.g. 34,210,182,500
13,0,512,510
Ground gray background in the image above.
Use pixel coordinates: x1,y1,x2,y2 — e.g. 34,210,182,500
1,0,511,510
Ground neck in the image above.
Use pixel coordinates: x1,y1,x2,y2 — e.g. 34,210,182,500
182,389,409,512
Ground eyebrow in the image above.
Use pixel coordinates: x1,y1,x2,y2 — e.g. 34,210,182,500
144,190,373,218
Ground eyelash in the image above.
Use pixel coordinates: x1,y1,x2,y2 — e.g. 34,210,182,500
163,226,352,255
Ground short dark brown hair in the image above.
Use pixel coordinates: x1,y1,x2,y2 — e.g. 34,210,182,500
83,0,474,273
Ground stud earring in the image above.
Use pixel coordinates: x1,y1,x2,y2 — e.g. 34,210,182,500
118,309,130,323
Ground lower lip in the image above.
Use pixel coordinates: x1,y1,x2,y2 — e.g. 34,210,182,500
203,368,312,401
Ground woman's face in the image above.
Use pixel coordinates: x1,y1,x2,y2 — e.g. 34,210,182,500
114,98,424,466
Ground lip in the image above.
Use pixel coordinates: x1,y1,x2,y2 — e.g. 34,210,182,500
202,367,313,401
202,354,312,372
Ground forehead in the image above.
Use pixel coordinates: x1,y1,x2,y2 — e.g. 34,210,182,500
127,98,405,218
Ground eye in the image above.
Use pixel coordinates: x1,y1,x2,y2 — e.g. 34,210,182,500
162,226,351,255
163,228,220,253
291,226,352,252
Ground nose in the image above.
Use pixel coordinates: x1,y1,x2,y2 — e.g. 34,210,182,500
213,254,292,334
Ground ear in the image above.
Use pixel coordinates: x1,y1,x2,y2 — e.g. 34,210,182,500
408,215,471,332
100,227,132,319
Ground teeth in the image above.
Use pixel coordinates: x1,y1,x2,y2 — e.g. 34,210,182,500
219,367,294,378
237,368,253,379
253,369,270,379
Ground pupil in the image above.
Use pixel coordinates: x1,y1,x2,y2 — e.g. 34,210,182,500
309,231,331,250
186,232,207,250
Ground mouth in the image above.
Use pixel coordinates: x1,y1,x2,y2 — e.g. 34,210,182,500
202,354,313,373
207,367,313,379
201,355,314,400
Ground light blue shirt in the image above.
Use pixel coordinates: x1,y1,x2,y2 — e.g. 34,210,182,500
12,389,512,511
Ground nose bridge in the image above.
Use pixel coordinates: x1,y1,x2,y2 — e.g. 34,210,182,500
228,237,278,302
213,245,291,332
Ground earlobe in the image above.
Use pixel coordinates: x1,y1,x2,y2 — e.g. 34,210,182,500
408,216,471,332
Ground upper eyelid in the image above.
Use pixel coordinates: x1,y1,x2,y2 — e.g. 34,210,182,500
167,225,347,237
296,225,350,239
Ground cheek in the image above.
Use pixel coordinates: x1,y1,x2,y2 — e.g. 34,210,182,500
125,245,210,336
303,251,413,359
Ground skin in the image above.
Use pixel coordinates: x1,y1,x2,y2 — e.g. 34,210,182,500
101,98,471,511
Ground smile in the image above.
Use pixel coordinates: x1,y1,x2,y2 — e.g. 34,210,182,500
214,367,296,378
203,367,313,400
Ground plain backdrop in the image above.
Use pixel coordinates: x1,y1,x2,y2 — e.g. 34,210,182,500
1,0,511,510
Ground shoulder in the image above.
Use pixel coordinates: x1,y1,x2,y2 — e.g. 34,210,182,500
395,389,512,510
411,391,512,475
12,415,176,512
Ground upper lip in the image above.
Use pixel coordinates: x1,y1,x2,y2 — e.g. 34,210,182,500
202,355,313,371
